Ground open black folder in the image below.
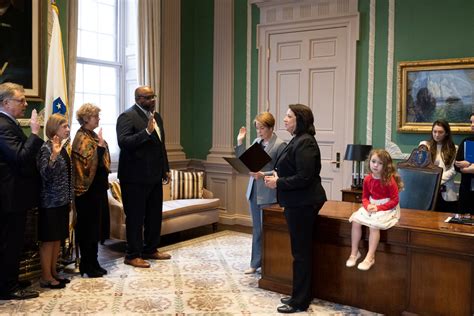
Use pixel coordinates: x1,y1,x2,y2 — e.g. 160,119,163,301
224,142,272,174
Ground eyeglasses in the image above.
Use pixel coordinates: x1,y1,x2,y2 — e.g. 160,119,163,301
7,98,27,105
138,94,156,100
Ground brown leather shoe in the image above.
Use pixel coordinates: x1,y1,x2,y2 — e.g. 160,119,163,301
142,251,171,260
124,257,151,268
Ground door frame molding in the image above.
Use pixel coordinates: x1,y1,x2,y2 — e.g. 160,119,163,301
257,14,360,189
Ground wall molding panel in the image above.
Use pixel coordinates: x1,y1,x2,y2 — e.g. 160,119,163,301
161,0,186,161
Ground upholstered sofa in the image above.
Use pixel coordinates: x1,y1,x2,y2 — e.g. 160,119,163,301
108,171,220,240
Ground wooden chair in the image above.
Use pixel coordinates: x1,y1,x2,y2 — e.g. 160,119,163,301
397,145,443,211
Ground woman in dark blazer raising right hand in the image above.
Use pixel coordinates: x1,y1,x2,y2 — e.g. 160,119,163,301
264,104,327,314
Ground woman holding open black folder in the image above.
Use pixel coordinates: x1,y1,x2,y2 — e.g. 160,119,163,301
454,112,474,214
264,104,327,314
235,112,286,274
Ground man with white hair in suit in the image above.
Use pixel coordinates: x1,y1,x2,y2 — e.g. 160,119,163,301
0,82,43,300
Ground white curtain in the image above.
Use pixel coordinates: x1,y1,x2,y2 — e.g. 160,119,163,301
137,0,161,102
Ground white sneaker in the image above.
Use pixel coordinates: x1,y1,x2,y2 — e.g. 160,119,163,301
357,257,375,271
244,267,257,274
345,251,361,267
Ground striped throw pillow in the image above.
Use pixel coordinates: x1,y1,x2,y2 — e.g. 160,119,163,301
170,169,204,200
109,180,122,203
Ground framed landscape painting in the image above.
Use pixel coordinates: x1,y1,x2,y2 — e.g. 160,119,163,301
397,57,474,133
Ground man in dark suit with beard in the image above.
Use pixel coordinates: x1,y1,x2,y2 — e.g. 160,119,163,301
116,85,171,268
0,82,43,300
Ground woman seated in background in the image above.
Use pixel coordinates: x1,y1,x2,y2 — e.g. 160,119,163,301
235,112,286,274
454,113,474,215
37,114,72,289
419,119,458,212
72,103,111,278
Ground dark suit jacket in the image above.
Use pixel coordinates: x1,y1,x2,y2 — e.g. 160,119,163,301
455,135,474,211
0,113,44,213
275,133,327,208
116,105,169,184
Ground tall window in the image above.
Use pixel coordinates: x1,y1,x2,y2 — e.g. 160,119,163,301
74,0,137,163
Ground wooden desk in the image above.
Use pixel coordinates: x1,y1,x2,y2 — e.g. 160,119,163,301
341,188,363,203
260,201,474,316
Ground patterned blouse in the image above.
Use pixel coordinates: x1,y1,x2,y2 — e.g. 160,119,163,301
37,141,73,208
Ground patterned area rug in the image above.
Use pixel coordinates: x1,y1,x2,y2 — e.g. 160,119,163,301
0,231,377,315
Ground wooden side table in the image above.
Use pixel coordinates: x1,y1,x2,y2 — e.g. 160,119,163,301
341,188,362,203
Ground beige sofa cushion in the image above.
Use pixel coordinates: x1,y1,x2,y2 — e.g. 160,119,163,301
163,198,220,219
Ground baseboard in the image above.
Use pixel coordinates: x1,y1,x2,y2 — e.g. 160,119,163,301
219,213,252,227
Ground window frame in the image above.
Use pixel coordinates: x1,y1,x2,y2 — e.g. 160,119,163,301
74,0,130,166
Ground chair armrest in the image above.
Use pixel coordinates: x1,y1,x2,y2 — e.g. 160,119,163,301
202,188,214,199
108,190,126,239
108,191,124,222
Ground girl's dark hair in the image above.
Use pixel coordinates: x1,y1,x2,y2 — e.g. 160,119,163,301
288,104,315,136
427,119,456,168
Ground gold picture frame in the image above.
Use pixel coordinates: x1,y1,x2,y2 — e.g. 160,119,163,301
397,57,474,133
26,0,42,100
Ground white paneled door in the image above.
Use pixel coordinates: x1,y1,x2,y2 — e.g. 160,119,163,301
267,27,350,200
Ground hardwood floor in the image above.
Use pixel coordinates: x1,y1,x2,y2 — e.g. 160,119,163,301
98,224,252,264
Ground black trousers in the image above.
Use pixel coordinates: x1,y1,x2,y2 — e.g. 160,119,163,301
434,191,458,213
284,201,324,310
121,182,163,259
75,187,109,243
458,187,474,215
0,210,26,294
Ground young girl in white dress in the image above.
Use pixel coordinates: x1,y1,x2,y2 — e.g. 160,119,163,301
346,149,404,271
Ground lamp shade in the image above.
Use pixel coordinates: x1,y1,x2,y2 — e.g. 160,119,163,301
344,144,372,161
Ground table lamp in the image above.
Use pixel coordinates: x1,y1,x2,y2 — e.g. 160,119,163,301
344,144,372,189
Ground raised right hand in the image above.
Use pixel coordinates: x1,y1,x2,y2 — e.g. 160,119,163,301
98,128,105,147
30,109,40,135
51,135,61,158
147,113,155,134
237,126,246,145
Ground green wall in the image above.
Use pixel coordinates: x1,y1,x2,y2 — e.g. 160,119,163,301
181,0,214,159
392,0,474,152
182,0,474,159
355,0,474,152
233,0,247,140
250,5,260,140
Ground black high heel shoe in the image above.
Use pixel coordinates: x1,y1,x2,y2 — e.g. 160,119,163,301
94,262,107,275
39,279,66,289
54,277,71,284
79,264,104,278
